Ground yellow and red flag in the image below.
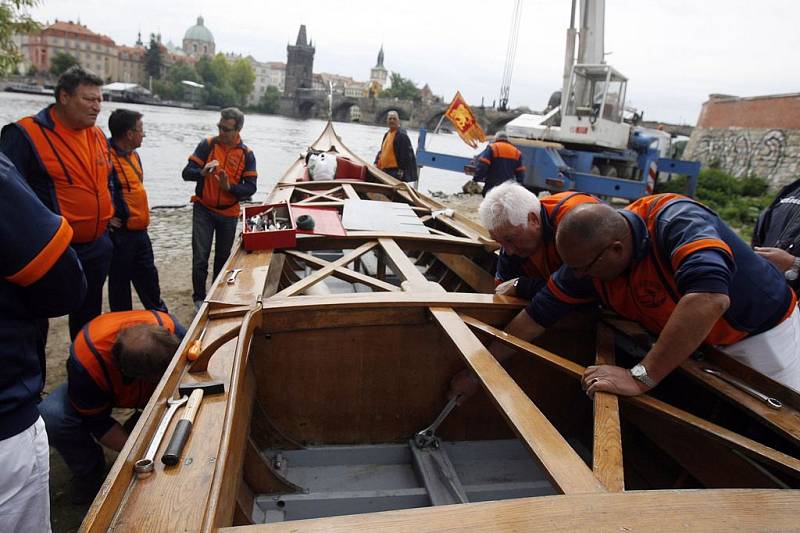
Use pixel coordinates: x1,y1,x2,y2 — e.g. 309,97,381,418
444,91,486,148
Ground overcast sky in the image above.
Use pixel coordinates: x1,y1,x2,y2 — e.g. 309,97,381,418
28,0,800,124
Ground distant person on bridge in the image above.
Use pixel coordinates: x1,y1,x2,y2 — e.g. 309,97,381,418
478,182,598,299
107,109,167,313
0,66,115,339
451,193,800,402
472,131,525,196
375,110,418,188
752,177,800,293
182,108,257,312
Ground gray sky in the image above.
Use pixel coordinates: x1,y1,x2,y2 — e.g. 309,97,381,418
29,0,800,124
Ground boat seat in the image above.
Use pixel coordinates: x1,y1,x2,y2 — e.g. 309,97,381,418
334,156,366,181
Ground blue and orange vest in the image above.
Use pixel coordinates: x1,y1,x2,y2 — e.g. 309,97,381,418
70,310,176,415
582,194,797,345
15,108,113,243
188,136,255,217
110,146,150,230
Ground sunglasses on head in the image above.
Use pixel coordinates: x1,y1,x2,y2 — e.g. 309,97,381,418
217,123,236,133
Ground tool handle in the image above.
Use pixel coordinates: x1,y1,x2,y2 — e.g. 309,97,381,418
161,419,192,466
181,389,203,424
187,340,202,361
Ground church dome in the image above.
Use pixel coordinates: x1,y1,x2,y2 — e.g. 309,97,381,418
184,16,214,43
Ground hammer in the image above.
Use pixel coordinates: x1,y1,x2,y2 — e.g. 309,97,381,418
161,381,225,466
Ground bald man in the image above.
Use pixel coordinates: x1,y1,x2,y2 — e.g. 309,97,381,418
451,193,800,400
375,111,418,187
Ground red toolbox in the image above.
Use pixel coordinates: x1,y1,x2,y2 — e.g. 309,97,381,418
242,201,296,251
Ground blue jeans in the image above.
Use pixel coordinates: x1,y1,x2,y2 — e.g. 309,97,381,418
70,233,113,338
191,203,238,302
39,384,104,478
109,229,167,312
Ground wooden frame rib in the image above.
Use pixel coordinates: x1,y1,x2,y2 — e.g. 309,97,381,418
592,324,624,491
283,250,399,293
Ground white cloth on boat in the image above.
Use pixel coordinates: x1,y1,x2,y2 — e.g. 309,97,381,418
0,417,51,533
307,152,337,180
720,305,800,393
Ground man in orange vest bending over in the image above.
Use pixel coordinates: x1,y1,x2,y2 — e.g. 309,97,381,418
0,66,114,338
39,310,185,504
107,109,166,312
452,194,800,400
472,131,525,196
182,108,257,311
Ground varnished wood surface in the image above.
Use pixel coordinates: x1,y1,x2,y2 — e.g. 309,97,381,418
221,489,800,532
592,324,624,492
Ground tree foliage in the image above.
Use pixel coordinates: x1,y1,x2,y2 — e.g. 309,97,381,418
229,58,255,106
152,61,200,101
152,53,257,108
49,51,79,76
0,0,40,73
380,72,420,101
258,86,281,114
144,34,163,79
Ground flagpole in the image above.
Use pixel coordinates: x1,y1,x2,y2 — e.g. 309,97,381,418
433,113,446,134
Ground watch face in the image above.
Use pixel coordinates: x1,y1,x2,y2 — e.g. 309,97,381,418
787,270,799,281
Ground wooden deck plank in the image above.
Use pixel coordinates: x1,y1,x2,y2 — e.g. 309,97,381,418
592,324,624,492
433,253,496,294
221,489,800,532
261,292,526,313
430,308,605,494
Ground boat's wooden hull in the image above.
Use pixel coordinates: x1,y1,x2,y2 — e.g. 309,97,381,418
82,122,800,532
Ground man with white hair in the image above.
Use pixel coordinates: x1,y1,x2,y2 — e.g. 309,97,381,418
375,110,418,188
479,182,598,299
472,131,525,196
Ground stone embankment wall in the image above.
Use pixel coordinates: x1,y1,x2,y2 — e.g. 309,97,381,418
684,93,800,189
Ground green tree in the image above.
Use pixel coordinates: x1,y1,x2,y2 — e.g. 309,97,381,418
258,86,281,114
165,61,199,84
49,51,79,76
0,0,40,73
380,72,421,101
206,83,238,108
144,34,163,80
229,58,255,106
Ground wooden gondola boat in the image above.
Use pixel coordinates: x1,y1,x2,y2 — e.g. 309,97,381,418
82,122,800,532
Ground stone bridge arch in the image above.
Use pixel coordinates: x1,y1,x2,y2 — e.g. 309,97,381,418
297,99,317,119
332,100,360,122
375,107,411,123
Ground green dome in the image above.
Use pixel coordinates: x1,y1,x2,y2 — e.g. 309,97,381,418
184,16,214,43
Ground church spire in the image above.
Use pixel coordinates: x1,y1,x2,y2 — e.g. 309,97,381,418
376,44,384,68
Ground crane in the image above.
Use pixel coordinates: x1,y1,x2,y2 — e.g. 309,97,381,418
498,0,522,111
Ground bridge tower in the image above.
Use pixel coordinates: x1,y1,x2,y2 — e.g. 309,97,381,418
284,25,315,97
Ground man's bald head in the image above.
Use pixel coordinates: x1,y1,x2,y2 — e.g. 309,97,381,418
112,324,179,381
556,203,631,280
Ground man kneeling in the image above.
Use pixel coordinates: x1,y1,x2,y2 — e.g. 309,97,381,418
40,310,184,504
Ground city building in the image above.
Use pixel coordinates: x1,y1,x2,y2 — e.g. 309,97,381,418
20,20,117,80
369,45,388,96
182,16,215,59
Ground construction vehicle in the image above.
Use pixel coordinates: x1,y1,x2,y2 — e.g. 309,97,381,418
416,0,699,199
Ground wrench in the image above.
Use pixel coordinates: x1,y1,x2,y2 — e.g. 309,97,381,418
414,395,461,449
702,368,782,410
226,268,243,285
134,395,188,477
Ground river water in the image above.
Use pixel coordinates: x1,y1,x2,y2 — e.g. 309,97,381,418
0,92,477,205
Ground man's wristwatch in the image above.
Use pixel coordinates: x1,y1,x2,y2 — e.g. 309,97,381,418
630,363,657,388
784,256,800,281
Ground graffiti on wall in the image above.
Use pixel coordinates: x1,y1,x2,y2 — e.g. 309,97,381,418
692,129,786,179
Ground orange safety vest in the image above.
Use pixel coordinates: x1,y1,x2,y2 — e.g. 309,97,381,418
190,137,253,217
517,192,599,280
377,130,398,170
71,310,176,412
16,111,113,243
111,148,150,230
489,141,522,162
589,193,797,345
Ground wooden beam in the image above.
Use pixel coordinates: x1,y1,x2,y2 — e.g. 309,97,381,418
430,308,605,494
261,292,526,314
341,183,359,200
460,315,800,478
284,250,399,292
220,489,800,532
273,242,378,298
378,238,436,290
592,324,624,492
433,253,497,294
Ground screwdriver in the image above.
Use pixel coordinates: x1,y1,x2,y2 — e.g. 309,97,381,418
186,325,207,361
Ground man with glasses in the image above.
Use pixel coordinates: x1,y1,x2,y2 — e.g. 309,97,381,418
452,193,799,400
182,108,257,311
107,109,167,313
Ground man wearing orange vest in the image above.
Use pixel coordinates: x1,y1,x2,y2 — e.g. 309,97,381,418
182,108,257,311
472,131,525,196
453,194,799,400
374,110,418,187
0,152,86,529
107,109,166,313
477,182,598,300
39,310,184,504
0,66,114,338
